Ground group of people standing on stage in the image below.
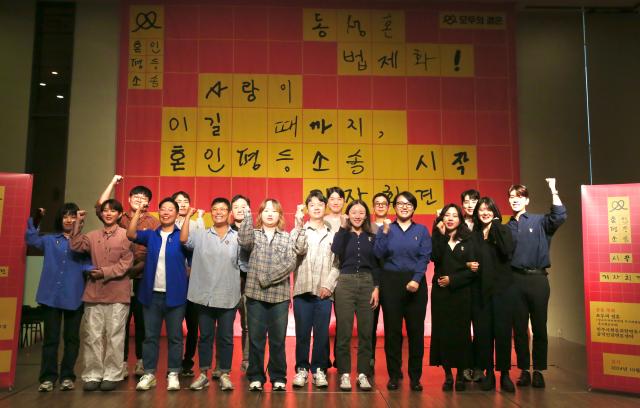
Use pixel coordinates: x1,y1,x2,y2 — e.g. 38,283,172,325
27,174,566,394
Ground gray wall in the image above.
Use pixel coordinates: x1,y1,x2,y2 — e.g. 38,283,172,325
2,2,639,343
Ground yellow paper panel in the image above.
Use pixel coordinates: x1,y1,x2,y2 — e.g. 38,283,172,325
608,196,631,244
0,297,17,340
338,110,372,143
128,72,146,89
610,253,633,264
197,108,232,142
268,109,302,142
443,145,477,179
338,144,372,179
406,43,441,76
268,143,303,178
199,73,233,107
338,43,372,75
599,273,640,284
303,144,338,179
232,108,268,142
0,350,11,373
195,142,232,177
302,179,338,202
339,179,374,204
372,180,410,215
268,75,302,108
440,44,475,77
590,301,640,346
128,55,146,73
408,145,444,179
409,179,444,215
161,107,197,142
146,55,163,74
372,43,405,76
303,9,337,41
233,75,268,108
145,73,162,90
372,110,407,144
373,145,408,179
0,266,8,278
337,10,371,42
160,142,196,177
231,142,268,178
146,39,163,56
129,38,146,56
439,12,506,30
129,5,164,39
371,10,405,42
603,353,640,379
302,109,338,144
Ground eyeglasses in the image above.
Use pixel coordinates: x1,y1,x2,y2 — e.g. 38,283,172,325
211,207,229,213
373,202,388,207
131,195,149,202
395,202,413,209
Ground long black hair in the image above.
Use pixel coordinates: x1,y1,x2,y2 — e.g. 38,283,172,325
435,203,471,240
472,196,502,231
344,199,373,234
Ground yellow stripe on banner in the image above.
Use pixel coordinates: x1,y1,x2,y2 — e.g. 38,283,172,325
0,350,12,373
603,353,640,379
0,298,17,340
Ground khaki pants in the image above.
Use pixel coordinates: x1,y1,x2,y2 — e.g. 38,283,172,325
81,302,129,382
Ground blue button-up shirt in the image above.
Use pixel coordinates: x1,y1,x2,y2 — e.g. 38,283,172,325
25,218,90,310
373,221,432,282
185,226,241,309
508,205,567,270
134,227,190,307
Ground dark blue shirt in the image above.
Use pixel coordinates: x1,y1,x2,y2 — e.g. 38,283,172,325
373,221,432,282
25,218,91,310
331,227,381,286
134,226,190,307
508,205,567,270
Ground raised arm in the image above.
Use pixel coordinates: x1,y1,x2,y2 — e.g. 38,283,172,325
180,207,197,244
25,209,46,249
69,210,91,253
543,178,567,234
126,207,143,241
237,210,255,252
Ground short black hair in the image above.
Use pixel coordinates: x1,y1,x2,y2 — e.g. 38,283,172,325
129,185,153,201
54,202,79,232
393,191,418,210
372,192,389,205
460,189,480,203
158,197,179,212
306,189,327,206
435,203,471,240
326,186,345,199
211,197,230,209
100,198,123,214
171,191,191,202
231,194,250,206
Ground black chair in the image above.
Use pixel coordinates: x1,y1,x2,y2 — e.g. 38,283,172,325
20,305,44,348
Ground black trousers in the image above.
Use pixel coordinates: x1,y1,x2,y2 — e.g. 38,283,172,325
512,272,550,370
124,280,144,361
380,271,428,382
474,285,517,372
182,300,199,370
371,304,380,361
39,304,83,383
470,284,483,369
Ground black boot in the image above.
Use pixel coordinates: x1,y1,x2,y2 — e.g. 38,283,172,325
516,370,531,386
480,371,496,391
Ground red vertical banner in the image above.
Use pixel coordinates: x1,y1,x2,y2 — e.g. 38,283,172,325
582,184,640,394
0,173,33,389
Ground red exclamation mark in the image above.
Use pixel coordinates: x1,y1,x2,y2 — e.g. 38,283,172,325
454,49,461,71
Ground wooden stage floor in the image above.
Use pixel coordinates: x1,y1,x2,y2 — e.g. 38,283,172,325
1,336,638,407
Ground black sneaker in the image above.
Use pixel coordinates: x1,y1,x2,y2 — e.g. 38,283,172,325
480,371,496,391
442,376,454,392
500,372,515,393
516,370,531,387
83,380,101,392
100,380,118,391
532,370,545,388
386,378,399,390
180,368,195,377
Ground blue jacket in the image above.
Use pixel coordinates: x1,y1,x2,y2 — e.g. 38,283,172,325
134,226,189,307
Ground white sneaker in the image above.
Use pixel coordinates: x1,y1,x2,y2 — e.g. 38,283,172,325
38,381,54,392
167,372,180,391
272,381,286,391
339,373,351,391
211,367,222,379
135,359,145,376
312,368,328,388
121,362,129,378
357,373,372,390
60,379,75,391
248,380,263,391
136,373,157,391
292,368,308,387
190,373,209,390
219,373,234,391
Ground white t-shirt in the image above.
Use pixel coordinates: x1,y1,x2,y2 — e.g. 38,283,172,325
153,231,171,292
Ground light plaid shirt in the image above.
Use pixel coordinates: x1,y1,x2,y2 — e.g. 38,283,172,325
238,213,307,303
292,222,340,297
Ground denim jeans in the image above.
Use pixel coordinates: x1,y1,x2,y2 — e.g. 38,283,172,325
40,304,83,383
142,292,186,374
293,293,332,372
197,304,236,372
246,298,289,384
